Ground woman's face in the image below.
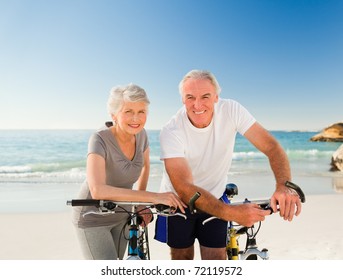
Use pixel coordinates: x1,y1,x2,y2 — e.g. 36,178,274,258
113,101,148,135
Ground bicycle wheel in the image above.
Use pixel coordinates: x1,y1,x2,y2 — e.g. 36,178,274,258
126,255,142,260
226,248,233,260
138,228,150,260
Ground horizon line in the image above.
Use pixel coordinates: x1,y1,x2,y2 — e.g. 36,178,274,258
0,127,321,133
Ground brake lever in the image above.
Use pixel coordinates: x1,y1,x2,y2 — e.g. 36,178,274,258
261,203,274,214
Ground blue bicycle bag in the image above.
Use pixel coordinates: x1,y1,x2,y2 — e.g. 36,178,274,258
154,215,168,243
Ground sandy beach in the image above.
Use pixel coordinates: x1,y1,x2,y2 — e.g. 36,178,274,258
1,129,342,261
0,193,342,260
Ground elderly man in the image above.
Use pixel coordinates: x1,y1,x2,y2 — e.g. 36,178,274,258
155,70,301,260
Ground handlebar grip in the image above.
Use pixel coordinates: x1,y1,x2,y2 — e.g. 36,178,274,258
67,199,101,207
154,204,170,212
285,181,306,203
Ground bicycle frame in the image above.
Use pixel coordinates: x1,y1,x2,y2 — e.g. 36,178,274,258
67,200,154,259
199,181,305,260
226,224,240,260
126,205,150,260
223,184,270,260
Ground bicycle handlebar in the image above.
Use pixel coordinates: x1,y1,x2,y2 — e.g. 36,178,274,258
67,199,185,218
67,199,101,207
67,199,158,207
230,199,271,208
225,181,305,212
67,199,173,209
199,182,305,225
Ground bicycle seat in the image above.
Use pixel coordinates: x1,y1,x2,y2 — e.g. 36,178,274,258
225,183,238,196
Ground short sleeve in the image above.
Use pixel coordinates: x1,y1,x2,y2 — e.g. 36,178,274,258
160,127,185,160
142,129,149,152
88,133,107,159
229,100,256,135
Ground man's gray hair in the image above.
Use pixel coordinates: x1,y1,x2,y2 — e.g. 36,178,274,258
178,70,221,96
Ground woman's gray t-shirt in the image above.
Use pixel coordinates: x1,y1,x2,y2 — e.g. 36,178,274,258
72,126,149,228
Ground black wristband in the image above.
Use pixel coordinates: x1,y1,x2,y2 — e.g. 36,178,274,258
285,181,306,203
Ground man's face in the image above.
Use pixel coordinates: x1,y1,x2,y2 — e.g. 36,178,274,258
182,78,218,128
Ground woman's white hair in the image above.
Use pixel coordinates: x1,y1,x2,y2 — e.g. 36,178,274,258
107,83,150,116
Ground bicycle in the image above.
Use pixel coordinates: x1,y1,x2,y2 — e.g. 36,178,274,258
68,182,305,260
190,181,306,260
67,199,185,260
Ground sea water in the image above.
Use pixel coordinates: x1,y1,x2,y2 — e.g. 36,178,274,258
0,129,342,212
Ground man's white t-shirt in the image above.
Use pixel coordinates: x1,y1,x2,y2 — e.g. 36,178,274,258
159,98,256,199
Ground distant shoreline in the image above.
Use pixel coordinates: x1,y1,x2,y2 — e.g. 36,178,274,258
0,128,321,133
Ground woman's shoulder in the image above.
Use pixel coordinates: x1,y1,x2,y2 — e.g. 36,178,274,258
93,125,112,138
88,126,113,148
136,128,148,141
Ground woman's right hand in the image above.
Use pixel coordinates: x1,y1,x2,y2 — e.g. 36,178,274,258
155,192,187,213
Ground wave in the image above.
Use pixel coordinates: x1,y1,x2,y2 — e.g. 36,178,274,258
0,149,335,182
233,149,335,160
0,165,32,173
0,160,85,173
152,149,335,162
0,161,86,183
233,151,265,160
285,149,334,159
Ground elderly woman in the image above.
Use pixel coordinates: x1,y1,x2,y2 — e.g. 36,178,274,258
73,83,185,260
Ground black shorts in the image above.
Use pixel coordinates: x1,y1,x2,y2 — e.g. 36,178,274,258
155,208,227,249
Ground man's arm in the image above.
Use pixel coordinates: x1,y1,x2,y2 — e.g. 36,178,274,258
164,157,270,227
244,122,302,221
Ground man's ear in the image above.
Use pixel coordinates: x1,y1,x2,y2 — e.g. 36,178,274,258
214,94,219,103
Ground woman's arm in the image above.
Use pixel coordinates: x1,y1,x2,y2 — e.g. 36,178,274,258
87,152,185,211
135,147,150,191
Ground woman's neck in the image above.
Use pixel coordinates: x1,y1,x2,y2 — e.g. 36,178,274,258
111,126,135,144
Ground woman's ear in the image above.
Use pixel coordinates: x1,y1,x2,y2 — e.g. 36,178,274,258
111,114,117,123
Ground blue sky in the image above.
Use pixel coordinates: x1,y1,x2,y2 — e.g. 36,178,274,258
1,0,342,131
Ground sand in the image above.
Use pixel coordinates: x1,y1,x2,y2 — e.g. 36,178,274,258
0,193,342,260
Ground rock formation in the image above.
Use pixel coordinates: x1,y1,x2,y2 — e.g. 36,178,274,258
310,122,343,142
331,144,343,172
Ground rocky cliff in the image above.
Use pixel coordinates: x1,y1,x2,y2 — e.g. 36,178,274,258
331,144,343,172
310,122,343,142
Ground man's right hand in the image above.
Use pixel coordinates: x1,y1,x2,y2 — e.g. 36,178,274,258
229,203,271,227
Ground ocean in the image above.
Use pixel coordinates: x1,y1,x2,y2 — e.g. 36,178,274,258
0,129,342,212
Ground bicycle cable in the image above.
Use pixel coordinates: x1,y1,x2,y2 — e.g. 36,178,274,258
115,205,135,259
118,206,152,259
